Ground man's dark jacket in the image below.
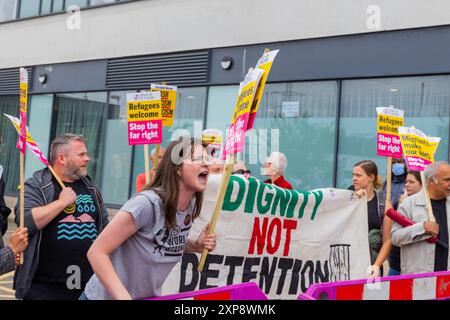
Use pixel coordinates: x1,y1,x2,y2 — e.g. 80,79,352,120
13,168,109,299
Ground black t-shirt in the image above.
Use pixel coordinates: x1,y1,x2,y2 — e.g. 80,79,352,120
367,194,381,231
431,198,449,272
34,178,99,284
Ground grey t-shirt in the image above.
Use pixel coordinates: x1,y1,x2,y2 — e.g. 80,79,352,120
84,190,195,300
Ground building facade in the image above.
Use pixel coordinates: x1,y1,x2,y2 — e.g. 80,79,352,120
2,0,450,206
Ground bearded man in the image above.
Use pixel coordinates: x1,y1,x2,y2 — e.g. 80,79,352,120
14,134,109,300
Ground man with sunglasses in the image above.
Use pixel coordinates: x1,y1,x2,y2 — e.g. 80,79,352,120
232,162,251,178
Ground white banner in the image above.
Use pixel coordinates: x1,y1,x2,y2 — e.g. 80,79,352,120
162,174,371,299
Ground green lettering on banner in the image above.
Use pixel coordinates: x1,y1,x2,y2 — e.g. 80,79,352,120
286,191,299,218
310,191,323,220
222,176,245,211
244,177,258,214
271,187,292,218
257,183,275,214
297,191,310,219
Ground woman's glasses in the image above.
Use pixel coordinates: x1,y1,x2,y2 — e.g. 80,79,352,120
232,169,251,177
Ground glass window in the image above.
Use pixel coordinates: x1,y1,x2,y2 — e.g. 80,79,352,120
90,0,116,5
52,0,64,12
19,0,40,18
25,95,53,181
40,0,52,14
131,87,207,195
100,91,133,205
0,0,18,22
206,85,239,137
0,95,20,193
64,0,88,9
337,76,450,189
247,81,338,190
52,92,107,186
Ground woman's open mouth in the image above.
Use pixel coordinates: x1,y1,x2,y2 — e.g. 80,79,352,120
198,170,209,184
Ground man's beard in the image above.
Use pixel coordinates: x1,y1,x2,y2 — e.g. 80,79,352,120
63,161,87,180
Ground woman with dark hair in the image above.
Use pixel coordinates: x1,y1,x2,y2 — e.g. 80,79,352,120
352,160,391,278
81,137,216,300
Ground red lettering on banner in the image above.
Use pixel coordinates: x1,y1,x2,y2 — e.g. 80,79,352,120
248,217,268,255
248,217,298,257
283,219,297,256
267,218,282,254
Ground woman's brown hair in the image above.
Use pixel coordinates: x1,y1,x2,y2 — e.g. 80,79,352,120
354,160,382,190
407,170,422,185
143,137,207,230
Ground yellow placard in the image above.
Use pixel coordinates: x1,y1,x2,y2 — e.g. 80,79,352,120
127,100,161,121
5,114,34,143
231,81,257,124
247,50,279,130
398,126,441,166
399,134,435,162
377,114,404,135
19,82,27,113
202,129,223,145
151,84,177,127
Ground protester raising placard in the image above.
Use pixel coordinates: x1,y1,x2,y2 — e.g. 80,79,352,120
376,106,404,158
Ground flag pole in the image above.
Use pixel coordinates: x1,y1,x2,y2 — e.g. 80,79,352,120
197,153,235,272
19,152,24,264
144,144,151,185
385,157,392,208
152,81,166,169
47,165,65,188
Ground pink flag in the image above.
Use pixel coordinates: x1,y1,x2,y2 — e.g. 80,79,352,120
19,68,28,154
4,114,49,166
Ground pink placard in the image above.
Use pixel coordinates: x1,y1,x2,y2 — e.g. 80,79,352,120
222,113,248,158
128,120,162,145
376,133,403,158
404,156,432,171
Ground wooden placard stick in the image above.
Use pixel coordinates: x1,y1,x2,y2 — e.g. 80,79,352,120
385,157,392,207
197,153,235,272
153,144,160,169
144,144,151,185
19,152,24,264
410,125,436,223
152,81,166,169
420,170,436,223
47,164,65,188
